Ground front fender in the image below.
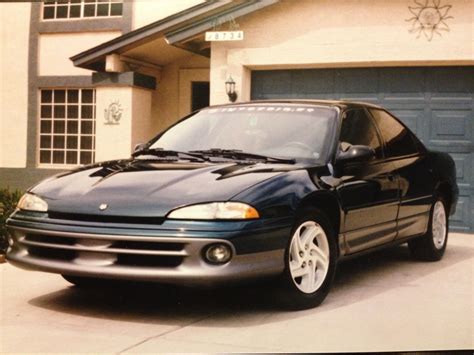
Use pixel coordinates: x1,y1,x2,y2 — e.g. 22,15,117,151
231,169,322,218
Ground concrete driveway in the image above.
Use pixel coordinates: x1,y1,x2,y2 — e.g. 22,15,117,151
1,232,472,353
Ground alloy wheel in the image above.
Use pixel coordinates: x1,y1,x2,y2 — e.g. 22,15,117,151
432,200,447,250
289,221,330,293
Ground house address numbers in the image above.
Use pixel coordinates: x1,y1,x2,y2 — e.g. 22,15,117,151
205,31,244,41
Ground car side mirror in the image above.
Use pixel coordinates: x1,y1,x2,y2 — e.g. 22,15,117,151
336,144,375,164
133,143,147,153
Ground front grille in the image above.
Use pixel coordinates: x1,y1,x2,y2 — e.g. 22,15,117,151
19,231,187,268
48,211,165,225
113,240,183,252
25,234,75,246
28,245,75,261
117,254,182,267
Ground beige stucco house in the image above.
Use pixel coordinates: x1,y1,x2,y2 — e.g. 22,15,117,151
0,0,473,230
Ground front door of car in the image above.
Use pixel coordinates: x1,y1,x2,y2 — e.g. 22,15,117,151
336,109,400,254
369,108,434,240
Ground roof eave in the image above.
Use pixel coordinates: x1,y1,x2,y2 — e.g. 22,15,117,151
70,0,233,69
71,0,278,70
164,0,279,45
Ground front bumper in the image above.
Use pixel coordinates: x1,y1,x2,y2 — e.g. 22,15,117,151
6,214,291,285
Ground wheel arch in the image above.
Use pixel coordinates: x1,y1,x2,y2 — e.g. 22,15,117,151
296,191,343,238
435,181,454,215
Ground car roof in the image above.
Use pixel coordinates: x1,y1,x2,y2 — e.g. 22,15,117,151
208,99,384,111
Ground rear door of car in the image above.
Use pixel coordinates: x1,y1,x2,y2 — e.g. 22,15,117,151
369,108,435,240
337,108,400,254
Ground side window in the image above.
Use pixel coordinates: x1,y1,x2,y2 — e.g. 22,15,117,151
339,109,383,159
369,109,419,158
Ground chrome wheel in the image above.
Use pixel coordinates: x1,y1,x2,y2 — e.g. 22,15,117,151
289,221,330,294
432,200,447,250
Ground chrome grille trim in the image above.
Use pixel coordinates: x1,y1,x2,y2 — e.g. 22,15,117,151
6,219,286,284
19,239,189,256
11,226,192,243
8,226,235,270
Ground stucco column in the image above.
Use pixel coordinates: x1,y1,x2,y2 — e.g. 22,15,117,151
210,43,251,105
95,85,153,162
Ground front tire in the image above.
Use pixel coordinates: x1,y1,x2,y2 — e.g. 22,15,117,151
276,209,337,310
408,197,448,261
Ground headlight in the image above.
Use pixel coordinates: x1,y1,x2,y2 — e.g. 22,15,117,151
17,193,48,212
167,202,259,220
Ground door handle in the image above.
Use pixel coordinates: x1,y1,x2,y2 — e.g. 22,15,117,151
388,174,396,182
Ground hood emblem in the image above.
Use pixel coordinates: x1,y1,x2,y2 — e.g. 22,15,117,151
99,203,108,211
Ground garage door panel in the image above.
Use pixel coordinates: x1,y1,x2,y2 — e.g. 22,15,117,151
430,110,472,144
428,143,473,155
450,195,471,231
338,95,379,103
251,71,291,98
251,67,474,231
298,93,336,100
256,93,297,100
451,152,472,188
281,93,335,100
382,97,426,104
387,109,423,135
430,98,473,109
335,68,378,93
428,67,474,93
380,68,426,93
291,70,335,94
450,152,473,231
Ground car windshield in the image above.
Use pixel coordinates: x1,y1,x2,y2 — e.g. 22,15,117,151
149,104,338,162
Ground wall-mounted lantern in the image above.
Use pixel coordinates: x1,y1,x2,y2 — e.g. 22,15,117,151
225,76,237,102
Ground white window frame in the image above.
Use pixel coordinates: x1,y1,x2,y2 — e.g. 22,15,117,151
37,88,96,168
41,0,123,21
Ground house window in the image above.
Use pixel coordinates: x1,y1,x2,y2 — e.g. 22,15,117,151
39,89,96,166
42,0,123,20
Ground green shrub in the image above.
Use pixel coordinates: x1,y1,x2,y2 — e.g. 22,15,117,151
0,188,23,254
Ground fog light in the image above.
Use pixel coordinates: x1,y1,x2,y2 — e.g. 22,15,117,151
204,244,232,264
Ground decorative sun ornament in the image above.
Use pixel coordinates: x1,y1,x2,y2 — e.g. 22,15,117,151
104,100,123,125
406,0,453,41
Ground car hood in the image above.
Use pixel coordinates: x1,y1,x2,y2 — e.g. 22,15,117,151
31,159,296,217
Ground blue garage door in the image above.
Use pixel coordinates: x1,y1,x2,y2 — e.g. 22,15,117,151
251,67,474,232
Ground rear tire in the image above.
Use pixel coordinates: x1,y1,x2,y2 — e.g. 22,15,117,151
408,197,448,261
275,209,337,310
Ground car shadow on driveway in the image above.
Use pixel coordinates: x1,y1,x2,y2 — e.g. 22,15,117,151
28,242,473,326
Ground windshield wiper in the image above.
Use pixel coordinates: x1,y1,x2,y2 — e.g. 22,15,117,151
189,149,296,164
132,148,206,162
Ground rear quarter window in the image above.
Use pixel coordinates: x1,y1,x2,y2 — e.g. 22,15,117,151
369,109,419,158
